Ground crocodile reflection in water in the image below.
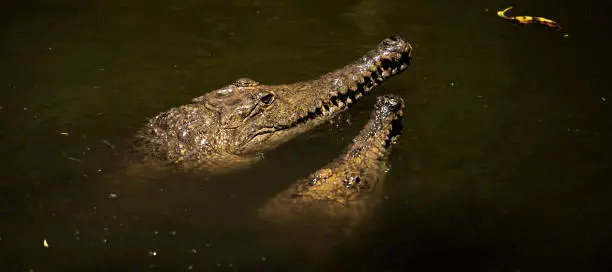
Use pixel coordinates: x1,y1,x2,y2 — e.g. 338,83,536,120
133,36,412,171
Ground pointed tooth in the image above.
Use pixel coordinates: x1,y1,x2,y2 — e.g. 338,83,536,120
321,106,327,113
297,109,306,118
374,70,383,81
337,100,345,108
382,71,391,77
346,97,353,104
355,92,363,99
369,64,378,72
339,86,348,94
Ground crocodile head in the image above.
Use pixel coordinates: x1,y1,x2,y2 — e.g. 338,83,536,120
293,95,404,203
259,95,404,224
136,36,411,169
194,36,411,155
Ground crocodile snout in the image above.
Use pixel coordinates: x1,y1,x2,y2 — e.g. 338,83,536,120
380,35,411,54
375,95,405,114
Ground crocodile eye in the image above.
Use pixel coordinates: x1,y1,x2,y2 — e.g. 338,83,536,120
260,93,275,105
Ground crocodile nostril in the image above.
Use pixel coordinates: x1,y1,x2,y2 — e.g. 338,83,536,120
382,38,395,46
377,95,404,111
383,35,402,46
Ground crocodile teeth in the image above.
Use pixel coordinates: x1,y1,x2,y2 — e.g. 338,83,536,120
355,92,363,99
337,100,345,108
369,65,378,72
297,109,307,119
373,70,383,81
346,97,353,104
316,100,323,108
382,70,391,77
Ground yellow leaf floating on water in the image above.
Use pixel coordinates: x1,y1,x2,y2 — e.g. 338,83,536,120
43,238,49,248
497,6,563,31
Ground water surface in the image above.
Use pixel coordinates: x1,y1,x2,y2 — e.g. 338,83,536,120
1,0,611,270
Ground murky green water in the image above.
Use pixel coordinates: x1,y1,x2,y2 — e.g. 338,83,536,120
1,0,611,270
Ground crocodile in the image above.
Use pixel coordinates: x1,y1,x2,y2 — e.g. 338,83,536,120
133,36,412,171
259,95,404,229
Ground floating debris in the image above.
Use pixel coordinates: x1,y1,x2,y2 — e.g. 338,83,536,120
108,193,119,199
43,238,49,248
101,139,115,149
497,6,563,31
66,155,82,162
148,251,158,256
59,132,70,136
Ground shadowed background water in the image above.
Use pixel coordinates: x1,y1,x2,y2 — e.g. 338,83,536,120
1,0,611,270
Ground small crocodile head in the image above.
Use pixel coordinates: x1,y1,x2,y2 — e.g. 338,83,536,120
258,95,404,227
297,95,405,202
192,36,411,156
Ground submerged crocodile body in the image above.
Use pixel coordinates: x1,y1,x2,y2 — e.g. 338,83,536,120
259,95,404,228
134,36,412,171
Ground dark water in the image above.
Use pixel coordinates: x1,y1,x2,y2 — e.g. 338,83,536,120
2,0,611,270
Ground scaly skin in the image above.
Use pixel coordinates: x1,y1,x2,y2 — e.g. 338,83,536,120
133,36,412,171
259,95,404,228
